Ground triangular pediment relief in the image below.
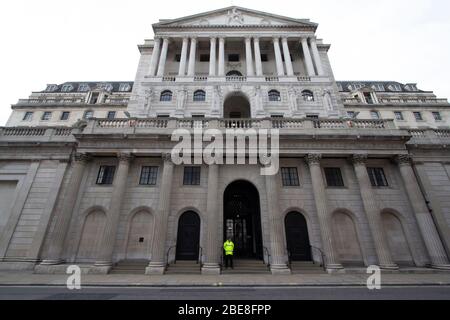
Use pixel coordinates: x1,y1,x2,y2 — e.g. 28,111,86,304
154,6,317,28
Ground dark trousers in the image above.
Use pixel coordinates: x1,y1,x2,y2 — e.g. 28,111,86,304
224,254,234,269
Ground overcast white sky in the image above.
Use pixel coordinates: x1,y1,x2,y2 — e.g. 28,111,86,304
1,0,449,125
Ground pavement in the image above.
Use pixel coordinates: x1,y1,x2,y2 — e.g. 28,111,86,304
0,270,449,287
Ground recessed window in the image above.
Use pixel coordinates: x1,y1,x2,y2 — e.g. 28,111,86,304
175,54,181,62
160,90,173,102
367,167,388,187
41,112,52,121
324,168,344,187
45,84,58,92
23,112,33,121
302,90,314,102
389,84,402,92
61,84,73,92
183,167,201,186
363,92,374,104
281,167,300,187
370,111,380,119
119,83,131,92
99,83,113,92
107,111,116,119
139,166,158,185
394,111,404,121
268,90,281,102
371,84,385,92
83,110,94,119
96,166,116,185
193,90,206,102
78,84,90,92
228,54,240,62
89,92,99,104
60,111,70,121
347,111,356,118
432,112,442,121
260,54,268,62
200,54,210,62
413,112,423,121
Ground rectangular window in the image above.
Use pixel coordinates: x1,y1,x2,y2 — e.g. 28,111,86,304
228,54,240,62
363,92,374,104
89,92,99,104
83,110,94,119
41,112,52,121
413,112,423,121
367,167,388,187
324,168,345,187
183,167,201,186
432,112,442,121
394,111,404,121
23,112,33,121
370,111,380,119
96,166,116,185
107,111,116,119
347,111,356,118
139,166,158,185
200,54,210,62
281,167,300,187
260,54,268,62
175,54,181,62
60,111,70,121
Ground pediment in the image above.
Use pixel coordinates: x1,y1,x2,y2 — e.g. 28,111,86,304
154,6,317,29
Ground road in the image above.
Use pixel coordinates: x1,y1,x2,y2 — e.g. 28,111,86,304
0,285,448,300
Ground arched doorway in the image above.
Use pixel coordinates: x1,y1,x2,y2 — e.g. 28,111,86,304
125,210,154,260
176,211,201,261
332,212,364,266
77,210,106,262
223,180,263,259
381,211,414,266
223,93,251,118
284,212,312,261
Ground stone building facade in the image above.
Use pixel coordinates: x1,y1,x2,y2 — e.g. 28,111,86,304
0,7,449,275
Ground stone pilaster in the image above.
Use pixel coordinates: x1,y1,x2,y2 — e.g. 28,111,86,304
187,37,197,76
156,37,169,77
148,37,161,76
245,37,254,76
146,153,175,275
92,153,133,273
218,37,225,76
253,37,263,76
178,37,189,76
40,153,91,266
281,37,294,76
352,154,398,269
396,155,450,269
201,164,221,275
309,37,324,76
272,37,285,76
301,37,315,77
209,37,217,76
265,172,291,274
306,154,344,271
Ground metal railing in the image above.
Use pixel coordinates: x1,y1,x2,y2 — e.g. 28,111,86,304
310,245,327,271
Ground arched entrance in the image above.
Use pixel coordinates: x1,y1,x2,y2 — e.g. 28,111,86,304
223,180,263,259
125,210,154,260
77,210,106,262
176,211,201,261
223,92,251,118
285,212,312,261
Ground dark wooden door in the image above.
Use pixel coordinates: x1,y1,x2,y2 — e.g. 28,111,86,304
285,212,312,261
176,211,200,260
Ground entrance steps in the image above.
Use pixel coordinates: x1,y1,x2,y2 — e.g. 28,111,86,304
222,259,271,274
165,261,202,275
290,261,326,274
110,260,148,275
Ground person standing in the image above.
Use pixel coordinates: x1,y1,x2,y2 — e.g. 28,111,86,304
223,238,235,269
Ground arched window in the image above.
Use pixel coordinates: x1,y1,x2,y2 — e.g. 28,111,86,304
268,90,281,102
302,90,314,102
160,90,173,102
193,90,206,102
226,70,243,77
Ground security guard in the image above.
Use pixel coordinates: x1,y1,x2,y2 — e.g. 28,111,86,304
223,238,235,269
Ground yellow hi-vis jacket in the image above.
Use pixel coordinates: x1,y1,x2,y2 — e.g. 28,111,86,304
223,240,234,256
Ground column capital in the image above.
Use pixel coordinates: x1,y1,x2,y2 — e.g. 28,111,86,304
253,36,260,41
117,153,133,163
281,36,289,42
305,154,322,166
190,36,197,41
162,153,173,164
395,154,413,166
74,152,92,163
272,37,280,43
352,154,368,165
153,36,162,42
300,36,309,43
245,36,252,42
209,37,217,42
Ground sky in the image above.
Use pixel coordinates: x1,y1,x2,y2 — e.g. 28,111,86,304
0,0,449,125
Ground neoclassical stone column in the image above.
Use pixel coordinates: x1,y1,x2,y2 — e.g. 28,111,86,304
187,37,197,76
148,37,161,76
265,171,291,274
178,37,189,76
218,37,225,76
352,154,398,269
272,37,285,76
201,164,221,275
281,37,294,76
301,37,315,77
92,153,133,273
253,37,263,76
40,153,91,265
146,154,175,274
209,37,217,76
156,37,170,77
396,155,450,269
309,37,324,76
306,154,343,271
245,36,254,76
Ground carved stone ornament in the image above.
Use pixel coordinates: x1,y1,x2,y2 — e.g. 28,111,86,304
74,153,91,163
305,154,322,166
352,154,368,165
395,154,412,166
118,153,133,163
227,8,244,25
162,153,173,163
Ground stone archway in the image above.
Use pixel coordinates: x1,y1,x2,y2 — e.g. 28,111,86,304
125,210,154,260
76,210,106,262
176,211,201,261
381,211,414,266
223,92,251,118
284,212,312,261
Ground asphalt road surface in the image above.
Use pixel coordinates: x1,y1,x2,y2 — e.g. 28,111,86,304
0,285,448,300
